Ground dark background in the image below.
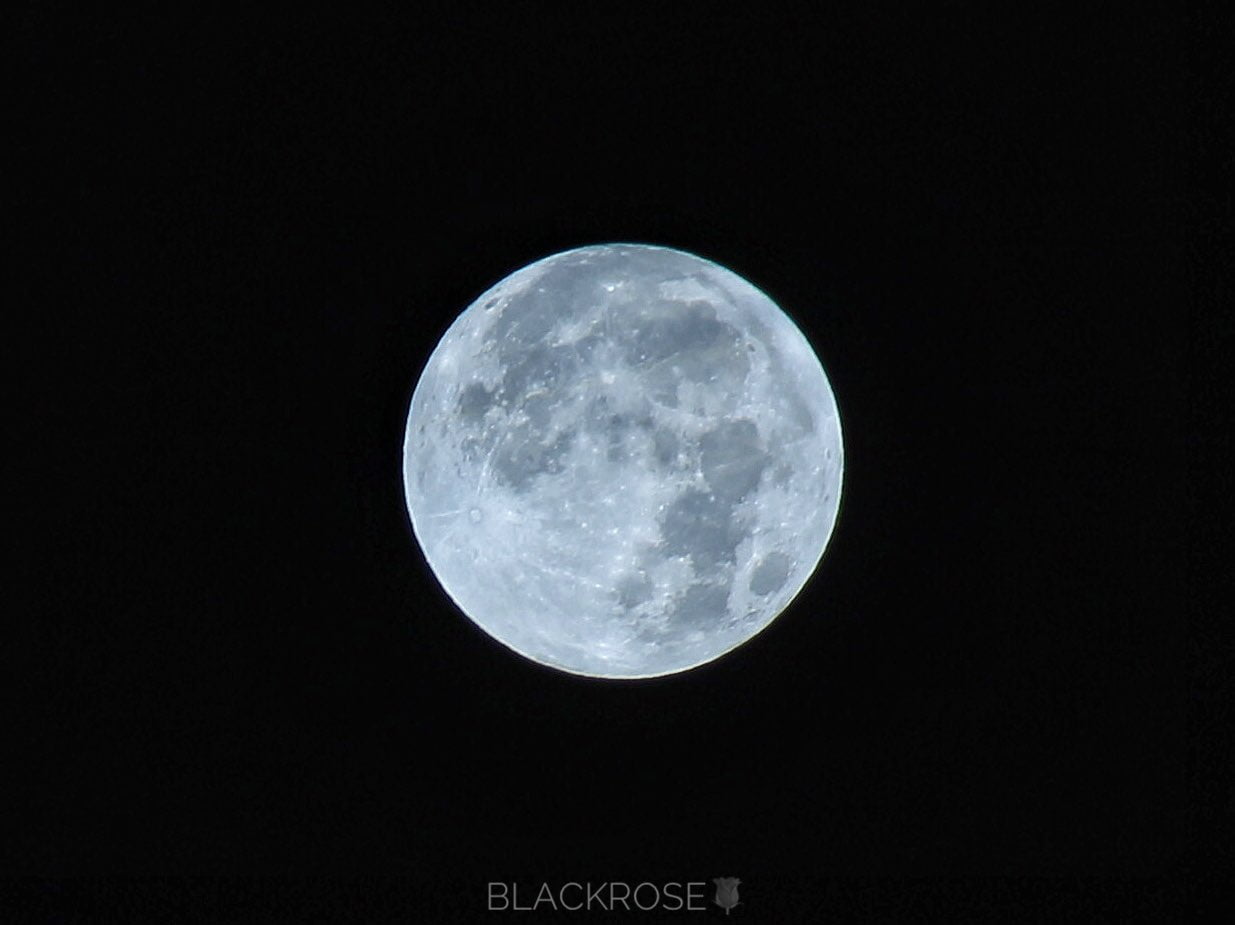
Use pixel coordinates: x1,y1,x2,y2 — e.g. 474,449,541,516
11,3,1194,917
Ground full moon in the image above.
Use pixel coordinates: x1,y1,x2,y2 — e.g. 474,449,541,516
403,244,843,678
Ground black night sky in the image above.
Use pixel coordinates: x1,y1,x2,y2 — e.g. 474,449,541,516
12,5,1197,918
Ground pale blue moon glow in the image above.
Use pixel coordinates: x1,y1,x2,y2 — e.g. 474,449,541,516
403,244,842,678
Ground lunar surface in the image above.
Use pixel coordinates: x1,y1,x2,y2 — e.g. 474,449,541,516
403,244,842,678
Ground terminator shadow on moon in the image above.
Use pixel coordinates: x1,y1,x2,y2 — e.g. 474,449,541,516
403,243,843,678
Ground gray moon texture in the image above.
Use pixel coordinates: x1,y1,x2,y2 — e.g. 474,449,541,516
403,244,843,678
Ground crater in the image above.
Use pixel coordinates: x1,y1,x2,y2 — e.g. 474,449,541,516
623,300,727,367
749,551,793,596
500,343,575,403
671,582,732,628
785,388,815,433
699,418,768,501
614,572,652,610
459,434,489,463
658,488,748,572
492,425,576,492
651,428,679,467
491,261,608,349
457,382,494,423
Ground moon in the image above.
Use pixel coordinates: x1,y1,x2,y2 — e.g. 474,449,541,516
403,244,843,678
